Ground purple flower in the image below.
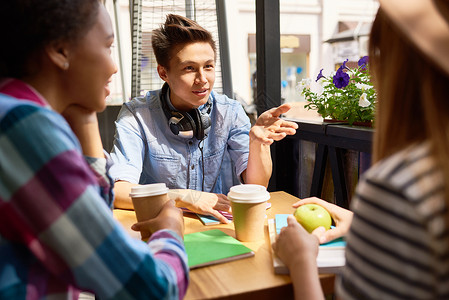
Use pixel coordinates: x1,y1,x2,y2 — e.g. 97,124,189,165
358,56,369,69
333,66,350,89
316,69,325,82
342,59,349,70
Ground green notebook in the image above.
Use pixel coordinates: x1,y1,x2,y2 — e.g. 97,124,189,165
184,229,255,269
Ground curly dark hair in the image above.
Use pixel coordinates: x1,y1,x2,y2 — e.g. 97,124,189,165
152,14,217,69
0,0,101,78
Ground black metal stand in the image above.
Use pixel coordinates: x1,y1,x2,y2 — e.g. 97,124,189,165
272,120,373,208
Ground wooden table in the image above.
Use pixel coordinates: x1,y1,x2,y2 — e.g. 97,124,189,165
113,191,335,300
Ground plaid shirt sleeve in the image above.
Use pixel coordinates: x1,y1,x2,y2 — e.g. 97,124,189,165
84,154,114,208
0,101,189,300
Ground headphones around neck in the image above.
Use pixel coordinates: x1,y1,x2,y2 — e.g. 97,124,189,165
160,83,212,140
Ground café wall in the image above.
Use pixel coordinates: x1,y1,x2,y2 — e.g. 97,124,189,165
225,0,378,107
106,0,378,107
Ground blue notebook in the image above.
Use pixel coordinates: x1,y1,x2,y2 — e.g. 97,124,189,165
196,213,230,225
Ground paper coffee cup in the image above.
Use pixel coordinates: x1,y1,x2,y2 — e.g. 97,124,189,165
228,184,270,242
130,183,169,241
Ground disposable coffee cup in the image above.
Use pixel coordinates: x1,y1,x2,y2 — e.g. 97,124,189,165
228,184,270,242
130,183,169,241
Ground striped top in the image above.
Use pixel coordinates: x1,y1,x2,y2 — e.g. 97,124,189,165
0,80,189,299
337,142,449,299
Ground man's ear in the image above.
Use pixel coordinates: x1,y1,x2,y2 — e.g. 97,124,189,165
157,65,169,82
45,41,70,71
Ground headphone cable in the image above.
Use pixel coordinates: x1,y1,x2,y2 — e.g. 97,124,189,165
198,139,205,191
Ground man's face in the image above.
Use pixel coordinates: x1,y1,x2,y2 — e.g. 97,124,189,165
158,42,215,111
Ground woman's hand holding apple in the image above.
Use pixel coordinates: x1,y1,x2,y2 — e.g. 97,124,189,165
293,197,353,244
273,215,320,268
273,215,325,300
294,203,332,233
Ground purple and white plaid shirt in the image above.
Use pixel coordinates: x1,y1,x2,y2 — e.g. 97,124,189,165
0,79,189,299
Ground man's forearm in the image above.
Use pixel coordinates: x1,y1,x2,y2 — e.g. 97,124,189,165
244,140,272,186
113,181,137,209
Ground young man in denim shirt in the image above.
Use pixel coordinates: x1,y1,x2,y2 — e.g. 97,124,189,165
110,14,297,223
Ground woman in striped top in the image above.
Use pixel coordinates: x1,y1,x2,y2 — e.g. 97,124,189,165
273,0,449,299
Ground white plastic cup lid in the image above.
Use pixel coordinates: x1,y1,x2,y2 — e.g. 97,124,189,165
227,184,270,203
129,183,169,198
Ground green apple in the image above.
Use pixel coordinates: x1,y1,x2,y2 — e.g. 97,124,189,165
294,204,332,233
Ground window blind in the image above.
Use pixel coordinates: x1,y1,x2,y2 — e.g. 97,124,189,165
130,0,224,98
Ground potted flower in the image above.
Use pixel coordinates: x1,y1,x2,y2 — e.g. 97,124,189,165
297,56,376,126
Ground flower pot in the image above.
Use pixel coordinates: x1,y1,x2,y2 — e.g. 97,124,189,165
324,118,372,127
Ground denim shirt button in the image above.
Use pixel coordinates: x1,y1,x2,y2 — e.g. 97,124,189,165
191,165,194,170
188,141,193,145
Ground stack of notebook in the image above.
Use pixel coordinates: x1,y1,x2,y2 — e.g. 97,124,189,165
268,214,346,274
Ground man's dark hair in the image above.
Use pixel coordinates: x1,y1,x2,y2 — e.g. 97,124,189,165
152,14,217,69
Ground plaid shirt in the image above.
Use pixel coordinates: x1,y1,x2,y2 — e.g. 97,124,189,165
0,79,189,299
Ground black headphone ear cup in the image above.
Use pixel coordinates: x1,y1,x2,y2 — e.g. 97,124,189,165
160,83,195,138
168,111,196,138
189,109,203,140
168,116,182,135
185,111,197,137
200,113,212,139
188,108,211,140
200,113,211,137
180,111,196,138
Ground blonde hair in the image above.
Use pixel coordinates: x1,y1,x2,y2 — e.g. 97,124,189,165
370,9,449,200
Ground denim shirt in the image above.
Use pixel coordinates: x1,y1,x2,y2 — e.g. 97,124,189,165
109,89,250,194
